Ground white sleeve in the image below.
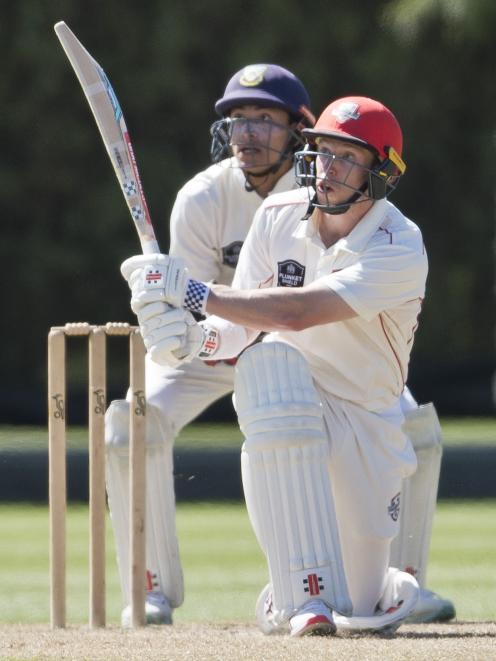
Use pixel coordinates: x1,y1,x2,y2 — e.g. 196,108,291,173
169,181,220,283
323,243,428,322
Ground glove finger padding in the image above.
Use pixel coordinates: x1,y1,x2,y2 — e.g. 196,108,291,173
120,253,173,283
144,333,182,354
141,308,185,332
136,305,207,368
135,300,170,322
132,289,168,314
139,306,188,348
148,340,185,368
142,320,188,345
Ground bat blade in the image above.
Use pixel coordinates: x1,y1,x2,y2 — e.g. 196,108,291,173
54,21,160,254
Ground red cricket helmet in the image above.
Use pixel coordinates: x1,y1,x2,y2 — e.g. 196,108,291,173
303,96,403,162
296,96,406,213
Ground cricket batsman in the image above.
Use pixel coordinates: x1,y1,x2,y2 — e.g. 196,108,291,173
107,69,454,628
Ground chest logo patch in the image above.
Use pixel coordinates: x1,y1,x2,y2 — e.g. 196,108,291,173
277,259,305,287
222,241,243,268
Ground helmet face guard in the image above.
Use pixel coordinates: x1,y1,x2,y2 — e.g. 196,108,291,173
295,144,405,214
210,116,305,168
210,64,314,173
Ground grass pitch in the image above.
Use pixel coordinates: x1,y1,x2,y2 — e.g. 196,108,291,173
0,421,495,659
0,500,494,625
0,501,495,660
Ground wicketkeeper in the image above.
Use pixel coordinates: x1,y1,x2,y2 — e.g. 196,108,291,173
105,63,314,625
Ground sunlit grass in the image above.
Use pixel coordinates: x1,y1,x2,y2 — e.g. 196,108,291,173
0,501,494,625
0,418,495,451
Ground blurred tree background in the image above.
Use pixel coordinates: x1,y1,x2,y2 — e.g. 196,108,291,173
0,0,494,423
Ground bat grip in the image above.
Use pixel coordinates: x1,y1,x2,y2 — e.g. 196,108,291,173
141,238,161,255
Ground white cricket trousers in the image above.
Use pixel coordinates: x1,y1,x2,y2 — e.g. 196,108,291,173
145,354,236,437
318,389,417,615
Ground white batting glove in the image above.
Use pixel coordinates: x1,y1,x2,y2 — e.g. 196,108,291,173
120,254,210,315
137,303,219,367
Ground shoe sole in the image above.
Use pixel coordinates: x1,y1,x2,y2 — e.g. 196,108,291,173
291,615,336,637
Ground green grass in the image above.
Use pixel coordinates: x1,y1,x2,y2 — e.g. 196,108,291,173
0,422,245,452
426,500,496,620
0,417,495,452
439,417,496,447
0,500,494,625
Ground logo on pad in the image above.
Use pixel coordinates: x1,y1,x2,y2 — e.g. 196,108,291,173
303,574,324,595
388,492,401,521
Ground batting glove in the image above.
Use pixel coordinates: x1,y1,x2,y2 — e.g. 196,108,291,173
120,254,210,315
137,303,219,367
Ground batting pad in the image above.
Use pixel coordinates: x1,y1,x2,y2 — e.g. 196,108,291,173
389,404,442,588
235,342,352,622
105,399,184,608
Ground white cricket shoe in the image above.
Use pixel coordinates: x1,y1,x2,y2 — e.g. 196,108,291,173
289,599,336,637
333,568,420,635
255,583,286,635
121,591,172,627
405,588,456,623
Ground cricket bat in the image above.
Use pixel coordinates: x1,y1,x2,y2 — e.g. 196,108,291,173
54,21,160,254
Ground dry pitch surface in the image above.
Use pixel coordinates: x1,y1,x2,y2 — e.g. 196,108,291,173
1,622,495,661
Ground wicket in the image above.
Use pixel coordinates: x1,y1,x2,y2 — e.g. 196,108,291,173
48,322,147,628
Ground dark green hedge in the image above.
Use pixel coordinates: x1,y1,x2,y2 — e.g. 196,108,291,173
1,0,494,420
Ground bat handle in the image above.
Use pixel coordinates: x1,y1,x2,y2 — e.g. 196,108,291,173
140,237,161,255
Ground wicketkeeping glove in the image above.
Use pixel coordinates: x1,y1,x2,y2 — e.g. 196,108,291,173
120,254,210,315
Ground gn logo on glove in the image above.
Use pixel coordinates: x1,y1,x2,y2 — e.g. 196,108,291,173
277,259,305,287
145,268,164,288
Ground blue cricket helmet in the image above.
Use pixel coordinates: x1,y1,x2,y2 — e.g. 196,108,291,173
214,64,314,126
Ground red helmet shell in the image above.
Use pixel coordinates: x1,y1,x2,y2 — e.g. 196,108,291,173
303,96,403,160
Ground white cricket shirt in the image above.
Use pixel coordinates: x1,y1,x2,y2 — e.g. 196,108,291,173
169,158,297,285
232,188,428,411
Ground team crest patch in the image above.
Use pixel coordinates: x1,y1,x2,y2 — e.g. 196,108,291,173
239,64,267,87
331,101,360,123
277,259,305,287
388,492,401,522
222,241,243,267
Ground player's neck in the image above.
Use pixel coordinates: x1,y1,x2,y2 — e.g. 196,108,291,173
246,159,292,198
316,200,373,248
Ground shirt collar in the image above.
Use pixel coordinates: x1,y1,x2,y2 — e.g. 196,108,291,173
303,198,389,254
338,198,389,253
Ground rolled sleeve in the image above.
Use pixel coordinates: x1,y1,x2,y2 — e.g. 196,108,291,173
322,244,428,322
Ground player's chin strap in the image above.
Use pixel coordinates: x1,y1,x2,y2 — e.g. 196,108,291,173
243,157,290,192
301,183,368,219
